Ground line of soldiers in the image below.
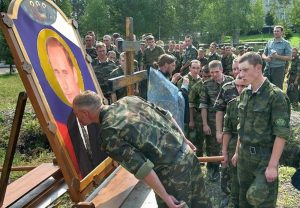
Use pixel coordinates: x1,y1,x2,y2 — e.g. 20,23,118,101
82,30,295,207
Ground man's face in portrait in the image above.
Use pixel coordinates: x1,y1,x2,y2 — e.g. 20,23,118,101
239,61,261,86
210,67,223,82
47,39,80,104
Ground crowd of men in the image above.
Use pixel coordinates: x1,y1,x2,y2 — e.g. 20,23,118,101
78,25,298,207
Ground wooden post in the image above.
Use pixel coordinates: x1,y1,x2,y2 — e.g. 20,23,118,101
0,92,27,207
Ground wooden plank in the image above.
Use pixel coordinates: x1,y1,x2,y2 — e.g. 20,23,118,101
2,163,60,207
91,167,138,208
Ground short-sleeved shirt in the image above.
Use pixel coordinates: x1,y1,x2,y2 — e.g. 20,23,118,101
223,97,239,140
199,75,234,113
264,38,292,68
238,79,291,146
99,96,188,179
214,80,239,112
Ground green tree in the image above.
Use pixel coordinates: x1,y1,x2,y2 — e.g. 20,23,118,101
288,0,300,32
52,0,72,18
70,0,87,20
78,0,111,39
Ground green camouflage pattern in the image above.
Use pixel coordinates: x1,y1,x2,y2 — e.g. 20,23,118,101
143,46,165,69
222,98,240,207
109,66,127,99
237,79,291,207
198,57,209,67
181,45,198,75
189,80,205,156
92,60,116,96
221,54,236,75
199,75,233,170
287,55,300,105
86,47,97,59
207,52,221,63
99,96,212,207
214,80,238,112
238,146,278,207
238,79,291,146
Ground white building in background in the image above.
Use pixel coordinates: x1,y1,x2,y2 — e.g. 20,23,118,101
263,0,293,22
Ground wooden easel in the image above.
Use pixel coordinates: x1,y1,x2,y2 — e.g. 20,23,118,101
0,92,65,207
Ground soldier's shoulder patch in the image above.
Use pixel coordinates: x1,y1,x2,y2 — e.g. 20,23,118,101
275,118,286,126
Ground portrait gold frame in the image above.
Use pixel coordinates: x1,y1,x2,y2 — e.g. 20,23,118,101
0,0,115,202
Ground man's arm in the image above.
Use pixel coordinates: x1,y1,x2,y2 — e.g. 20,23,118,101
143,170,185,208
201,108,211,135
231,137,240,167
272,53,292,62
216,111,224,143
221,133,231,167
265,136,286,183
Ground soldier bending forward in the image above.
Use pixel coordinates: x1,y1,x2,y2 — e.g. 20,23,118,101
73,91,212,208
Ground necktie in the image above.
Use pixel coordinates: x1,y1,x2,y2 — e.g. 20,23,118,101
80,125,92,155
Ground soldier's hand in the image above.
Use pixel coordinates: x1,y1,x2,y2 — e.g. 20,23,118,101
231,153,238,167
185,139,197,152
265,56,272,62
265,166,278,183
221,151,228,167
216,131,223,143
171,73,182,84
165,195,185,208
203,124,211,135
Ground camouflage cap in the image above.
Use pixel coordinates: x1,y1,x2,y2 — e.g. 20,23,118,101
246,176,269,206
238,45,244,50
258,49,264,53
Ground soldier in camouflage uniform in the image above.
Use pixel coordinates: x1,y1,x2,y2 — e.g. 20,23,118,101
207,42,221,63
221,78,247,208
221,46,236,76
141,35,165,99
73,91,212,208
197,47,209,67
287,48,300,107
92,42,116,102
85,35,97,59
232,52,291,207
177,60,202,155
214,60,240,207
180,35,198,76
200,60,234,181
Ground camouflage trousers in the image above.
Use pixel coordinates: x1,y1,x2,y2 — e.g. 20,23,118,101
287,74,299,105
205,113,220,171
237,143,278,207
155,147,212,208
221,138,239,207
185,113,204,157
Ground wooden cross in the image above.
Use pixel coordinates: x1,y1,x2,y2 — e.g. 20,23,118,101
108,17,147,97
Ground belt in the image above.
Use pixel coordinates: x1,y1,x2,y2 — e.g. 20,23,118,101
240,143,272,155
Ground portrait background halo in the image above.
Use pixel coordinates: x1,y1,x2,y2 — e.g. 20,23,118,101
37,29,84,106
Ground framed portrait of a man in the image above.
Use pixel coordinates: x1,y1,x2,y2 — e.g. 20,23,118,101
0,0,113,201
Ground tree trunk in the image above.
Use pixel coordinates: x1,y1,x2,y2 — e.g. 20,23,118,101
232,29,240,45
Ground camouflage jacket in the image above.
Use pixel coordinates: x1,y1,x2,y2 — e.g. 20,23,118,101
214,80,238,112
182,45,198,65
86,47,97,59
238,79,291,146
221,54,236,75
110,66,127,99
177,73,201,94
207,52,221,63
143,46,165,69
223,97,239,141
99,96,189,179
199,75,234,113
189,79,203,109
92,59,116,95
197,56,209,67
289,55,300,77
